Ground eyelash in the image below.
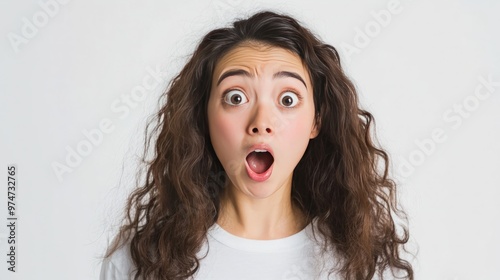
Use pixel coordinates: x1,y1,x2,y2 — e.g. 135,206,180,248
220,88,244,107
281,88,303,109
221,88,303,108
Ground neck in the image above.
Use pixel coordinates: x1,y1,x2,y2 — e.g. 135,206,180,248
216,182,307,240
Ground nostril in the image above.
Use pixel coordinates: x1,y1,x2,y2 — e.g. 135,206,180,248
251,127,272,134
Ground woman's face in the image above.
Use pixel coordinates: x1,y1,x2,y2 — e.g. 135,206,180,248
207,43,318,199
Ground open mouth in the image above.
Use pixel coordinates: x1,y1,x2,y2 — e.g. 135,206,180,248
245,150,274,174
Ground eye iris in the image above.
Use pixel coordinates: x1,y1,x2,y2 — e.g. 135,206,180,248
282,95,293,106
231,94,242,104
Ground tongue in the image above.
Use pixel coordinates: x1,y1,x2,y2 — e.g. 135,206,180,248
246,152,274,174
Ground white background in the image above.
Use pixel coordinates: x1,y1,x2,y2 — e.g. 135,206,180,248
1,0,499,279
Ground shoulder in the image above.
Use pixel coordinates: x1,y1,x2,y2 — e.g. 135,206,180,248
100,242,137,280
307,218,344,278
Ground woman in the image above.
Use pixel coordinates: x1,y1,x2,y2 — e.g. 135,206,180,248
100,10,413,280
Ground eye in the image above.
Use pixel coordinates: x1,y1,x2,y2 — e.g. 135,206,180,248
223,89,248,106
279,91,300,108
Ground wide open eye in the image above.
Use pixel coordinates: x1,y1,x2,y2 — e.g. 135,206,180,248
223,89,248,106
279,91,300,108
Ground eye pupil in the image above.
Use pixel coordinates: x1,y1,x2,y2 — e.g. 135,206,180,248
282,96,293,106
231,94,242,104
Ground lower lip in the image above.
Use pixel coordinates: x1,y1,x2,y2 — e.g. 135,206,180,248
245,160,274,182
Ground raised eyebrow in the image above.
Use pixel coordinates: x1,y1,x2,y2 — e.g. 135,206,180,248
216,69,307,89
216,69,252,86
273,71,307,89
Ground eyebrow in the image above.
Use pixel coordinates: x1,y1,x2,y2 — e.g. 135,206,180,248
273,71,307,89
216,69,251,86
216,69,307,89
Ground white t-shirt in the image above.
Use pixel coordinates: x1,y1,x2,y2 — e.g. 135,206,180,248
100,219,339,279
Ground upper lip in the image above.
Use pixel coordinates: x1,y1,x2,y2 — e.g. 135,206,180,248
246,143,274,158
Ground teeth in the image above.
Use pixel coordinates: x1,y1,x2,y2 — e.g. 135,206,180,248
254,149,268,153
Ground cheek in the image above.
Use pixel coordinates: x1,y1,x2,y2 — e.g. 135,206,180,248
282,114,314,141
278,114,315,160
208,112,241,159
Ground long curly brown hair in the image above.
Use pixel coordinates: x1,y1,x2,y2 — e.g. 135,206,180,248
104,10,414,280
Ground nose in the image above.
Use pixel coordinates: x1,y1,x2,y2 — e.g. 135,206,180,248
247,105,274,135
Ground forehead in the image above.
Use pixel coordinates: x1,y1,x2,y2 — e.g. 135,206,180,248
212,42,309,83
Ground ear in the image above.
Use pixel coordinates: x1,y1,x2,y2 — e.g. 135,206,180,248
309,115,320,139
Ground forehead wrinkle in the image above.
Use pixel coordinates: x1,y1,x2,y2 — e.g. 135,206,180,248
213,46,310,87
